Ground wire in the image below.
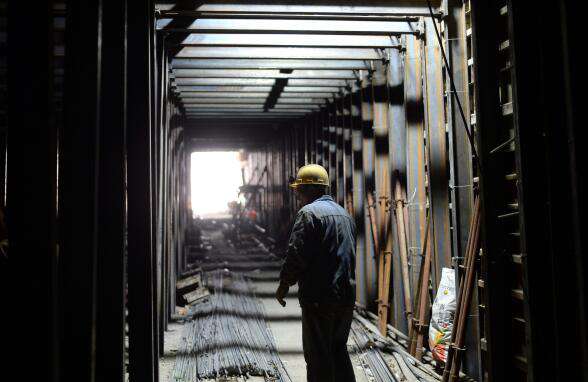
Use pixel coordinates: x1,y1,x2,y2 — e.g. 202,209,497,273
426,0,481,170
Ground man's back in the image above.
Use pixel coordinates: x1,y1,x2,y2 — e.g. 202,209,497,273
280,194,356,305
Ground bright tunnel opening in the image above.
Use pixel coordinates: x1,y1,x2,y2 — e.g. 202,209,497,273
190,151,243,218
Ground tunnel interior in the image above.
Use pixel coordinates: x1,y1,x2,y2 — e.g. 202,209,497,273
0,1,585,382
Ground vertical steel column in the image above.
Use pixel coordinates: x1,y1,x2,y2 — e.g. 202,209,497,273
371,61,395,331
350,82,368,307
404,34,427,296
298,124,306,168
508,1,587,380
336,98,345,206
443,2,480,377
470,1,509,380
359,73,378,310
154,32,165,358
445,1,474,268
424,17,452,286
96,0,127,380
127,0,157,380
387,46,408,332
328,105,337,196
343,94,354,215
163,98,172,326
0,130,5,207
315,113,323,167
306,117,311,163
149,18,162,368
322,111,330,171
309,115,317,163
5,1,58,380
59,0,103,379
166,115,174,314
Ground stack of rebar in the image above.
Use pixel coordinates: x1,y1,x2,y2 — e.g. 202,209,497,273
352,315,442,382
350,321,398,382
172,270,291,382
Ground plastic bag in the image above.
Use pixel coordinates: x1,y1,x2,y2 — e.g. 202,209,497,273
429,267,456,362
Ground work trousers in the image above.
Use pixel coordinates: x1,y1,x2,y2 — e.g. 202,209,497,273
301,302,356,382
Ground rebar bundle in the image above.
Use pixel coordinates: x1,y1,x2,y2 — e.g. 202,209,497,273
350,321,398,382
172,270,291,382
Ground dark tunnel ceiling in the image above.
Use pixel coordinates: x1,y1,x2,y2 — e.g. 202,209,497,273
156,1,442,148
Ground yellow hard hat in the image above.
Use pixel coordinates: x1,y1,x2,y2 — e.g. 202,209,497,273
289,164,329,189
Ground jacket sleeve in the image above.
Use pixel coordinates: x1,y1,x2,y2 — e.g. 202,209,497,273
279,210,314,286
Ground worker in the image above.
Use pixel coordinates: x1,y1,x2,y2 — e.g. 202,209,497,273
276,164,356,382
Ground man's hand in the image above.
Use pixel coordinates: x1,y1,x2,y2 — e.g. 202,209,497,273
275,283,289,307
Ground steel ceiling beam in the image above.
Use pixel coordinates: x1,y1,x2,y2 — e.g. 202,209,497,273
276,98,328,104
180,33,398,48
173,69,357,79
179,91,335,98
176,85,274,92
283,86,342,92
181,97,327,104
171,58,370,70
289,78,350,86
175,78,275,86
184,104,319,110
184,109,311,114
185,114,303,118
176,47,383,59
157,18,419,34
175,78,350,86
182,98,268,104
176,86,344,93
180,92,271,98
185,114,301,117
155,3,440,17
277,92,335,98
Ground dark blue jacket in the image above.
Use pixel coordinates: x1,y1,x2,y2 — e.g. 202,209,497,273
279,195,356,305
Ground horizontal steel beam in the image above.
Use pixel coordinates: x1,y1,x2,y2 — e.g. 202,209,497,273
157,18,419,34
176,85,274,92
176,78,275,86
185,113,302,117
180,92,271,98
176,47,382,60
179,91,335,98
288,78,349,86
283,86,342,92
155,3,440,17
173,69,357,79
182,98,268,104
175,85,342,93
184,104,319,110
181,33,398,47
186,114,307,118
181,97,327,104
171,58,370,69
175,77,350,86
276,98,328,104
277,92,335,98
184,107,312,112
